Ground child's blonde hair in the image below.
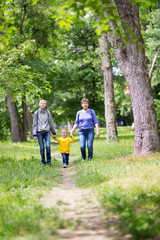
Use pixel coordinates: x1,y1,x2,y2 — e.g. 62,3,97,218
61,128,68,134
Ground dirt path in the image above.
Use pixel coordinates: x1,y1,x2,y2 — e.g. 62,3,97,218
40,165,133,240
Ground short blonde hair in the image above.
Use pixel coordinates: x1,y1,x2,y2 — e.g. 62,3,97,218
61,128,68,133
81,98,89,104
39,99,47,103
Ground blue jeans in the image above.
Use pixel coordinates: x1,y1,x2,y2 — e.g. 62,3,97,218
78,129,95,160
37,132,51,164
61,153,69,165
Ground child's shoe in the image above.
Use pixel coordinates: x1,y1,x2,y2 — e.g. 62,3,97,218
47,162,53,166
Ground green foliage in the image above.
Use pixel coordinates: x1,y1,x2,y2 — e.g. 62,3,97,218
154,99,160,130
142,8,160,87
0,40,50,100
38,16,105,124
0,100,10,140
114,75,133,125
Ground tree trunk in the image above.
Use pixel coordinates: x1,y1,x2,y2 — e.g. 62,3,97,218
108,0,160,153
99,33,118,141
26,104,33,138
22,96,27,141
14,96,28,142
7,96,20,142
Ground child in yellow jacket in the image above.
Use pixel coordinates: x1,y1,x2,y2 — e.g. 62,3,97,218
53,128,74,168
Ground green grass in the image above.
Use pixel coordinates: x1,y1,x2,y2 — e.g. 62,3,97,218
1,127,160,240
0,139,70,240
73,127,160,240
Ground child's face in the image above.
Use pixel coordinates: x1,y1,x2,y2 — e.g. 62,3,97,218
61,130,68,138
39,100,47,110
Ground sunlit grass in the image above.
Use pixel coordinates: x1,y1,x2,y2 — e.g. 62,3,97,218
0,138,70,240
73,127,160,239
1,127,160,239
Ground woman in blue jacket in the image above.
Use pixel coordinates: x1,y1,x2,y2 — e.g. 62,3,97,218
70,98,99,161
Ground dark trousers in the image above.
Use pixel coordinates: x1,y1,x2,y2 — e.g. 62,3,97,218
37,132,51,164
78,129,95,160
61,153,69,165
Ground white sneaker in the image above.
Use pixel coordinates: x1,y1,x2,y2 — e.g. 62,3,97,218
63,164,66,168
82,159,86,163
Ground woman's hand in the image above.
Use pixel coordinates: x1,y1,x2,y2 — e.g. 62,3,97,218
96,133,100,138
70,124,78,137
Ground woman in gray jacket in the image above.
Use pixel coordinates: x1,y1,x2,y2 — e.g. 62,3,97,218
32,99,56,166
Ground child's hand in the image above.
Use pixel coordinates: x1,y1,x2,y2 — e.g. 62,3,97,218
52,135,56,138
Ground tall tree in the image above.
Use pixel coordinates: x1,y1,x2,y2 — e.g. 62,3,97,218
99,32,118,141
0,0,55,141
62,0,160,154
107,0,160,153
7,96,20,142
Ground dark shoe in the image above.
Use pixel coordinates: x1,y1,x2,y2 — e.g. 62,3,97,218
47,162,53,166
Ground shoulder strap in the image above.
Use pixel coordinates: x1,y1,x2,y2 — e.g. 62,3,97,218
77,110,82,117
90,109,93,117
36,110,39,120
36,110,49,121
78,109,93,117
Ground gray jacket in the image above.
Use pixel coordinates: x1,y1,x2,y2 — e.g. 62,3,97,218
32,108,56,137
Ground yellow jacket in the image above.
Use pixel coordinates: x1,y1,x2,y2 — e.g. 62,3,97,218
54,135,74,153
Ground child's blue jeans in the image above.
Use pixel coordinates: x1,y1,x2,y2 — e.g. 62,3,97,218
78,129,95,160
37,131,51,164
61,153,69,165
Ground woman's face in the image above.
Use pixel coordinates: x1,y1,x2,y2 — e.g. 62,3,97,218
81,101,89,110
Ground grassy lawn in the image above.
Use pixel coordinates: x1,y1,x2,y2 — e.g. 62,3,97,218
0,127,160,240
0,139,70,240
73,127,160,240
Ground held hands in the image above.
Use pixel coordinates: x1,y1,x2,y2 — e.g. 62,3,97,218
33,136,37,140
52,135,56,138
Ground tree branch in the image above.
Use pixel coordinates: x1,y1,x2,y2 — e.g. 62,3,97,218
149,49,159,81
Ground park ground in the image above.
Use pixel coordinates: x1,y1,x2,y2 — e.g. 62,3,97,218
0,127,160,240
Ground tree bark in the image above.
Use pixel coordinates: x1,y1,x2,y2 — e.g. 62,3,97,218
26,104,33,138
22,96,27,141
108,0,160,153
99,33,118,141
7,96,20,142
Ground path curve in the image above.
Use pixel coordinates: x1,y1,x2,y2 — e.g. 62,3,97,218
40,166,133,240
